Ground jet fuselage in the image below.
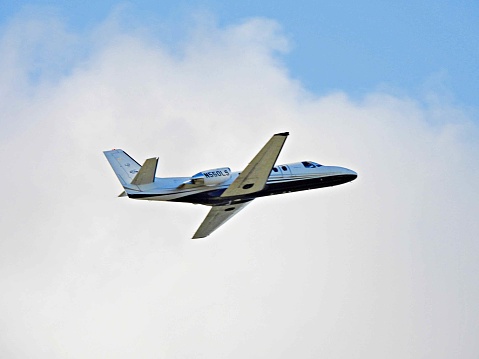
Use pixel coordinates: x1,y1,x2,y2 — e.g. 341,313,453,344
126,161,357,206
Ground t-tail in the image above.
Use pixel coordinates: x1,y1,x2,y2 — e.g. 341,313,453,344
103,149,158,194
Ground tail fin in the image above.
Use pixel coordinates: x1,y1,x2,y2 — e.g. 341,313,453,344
103,149,143,187
104,149,159,189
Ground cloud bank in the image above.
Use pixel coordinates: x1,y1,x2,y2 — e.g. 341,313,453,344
1,9,478,359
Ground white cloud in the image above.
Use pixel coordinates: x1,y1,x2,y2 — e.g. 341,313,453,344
1,10,478,359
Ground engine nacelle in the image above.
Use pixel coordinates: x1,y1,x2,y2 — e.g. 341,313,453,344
191,167,232,186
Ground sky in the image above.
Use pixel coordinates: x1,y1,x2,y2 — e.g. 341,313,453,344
1,1,479,358
1,0,479,109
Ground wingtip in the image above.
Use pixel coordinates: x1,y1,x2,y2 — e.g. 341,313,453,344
274,131,289,136
192,231,207,240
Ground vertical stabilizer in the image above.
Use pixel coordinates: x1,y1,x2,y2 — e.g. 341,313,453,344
103,149,142,187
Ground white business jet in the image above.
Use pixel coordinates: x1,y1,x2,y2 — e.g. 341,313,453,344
104,132,357,239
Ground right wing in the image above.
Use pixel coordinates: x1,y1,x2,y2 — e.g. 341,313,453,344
220,132,289,197
192,201,252,239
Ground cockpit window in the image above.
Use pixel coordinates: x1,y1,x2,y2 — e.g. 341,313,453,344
272,167,278,172
302,161,322,168
302,161,315,168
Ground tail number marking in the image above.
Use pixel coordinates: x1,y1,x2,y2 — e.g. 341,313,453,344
203,169,230,178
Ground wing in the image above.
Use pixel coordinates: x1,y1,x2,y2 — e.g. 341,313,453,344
192,201,252,239
221,132,289,197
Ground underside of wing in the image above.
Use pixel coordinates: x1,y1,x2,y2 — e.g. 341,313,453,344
192,201,252,239
221,132,289,198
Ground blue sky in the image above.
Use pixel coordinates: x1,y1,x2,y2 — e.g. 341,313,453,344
1,0,478,110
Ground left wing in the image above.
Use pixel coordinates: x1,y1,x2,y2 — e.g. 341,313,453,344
192,201,252,239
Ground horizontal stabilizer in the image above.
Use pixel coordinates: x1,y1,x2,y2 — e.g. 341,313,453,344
131,158,158,185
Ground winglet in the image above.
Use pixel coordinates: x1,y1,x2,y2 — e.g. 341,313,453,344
131,158,158,185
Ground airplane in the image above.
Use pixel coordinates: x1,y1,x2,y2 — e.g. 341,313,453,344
104,132,357,239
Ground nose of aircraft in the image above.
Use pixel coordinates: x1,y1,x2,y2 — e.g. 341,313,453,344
343,167,358,177
340,168,358,183
320,166,357,182
324,166,357,176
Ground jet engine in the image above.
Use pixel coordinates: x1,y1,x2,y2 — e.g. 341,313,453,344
190,167,232,186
